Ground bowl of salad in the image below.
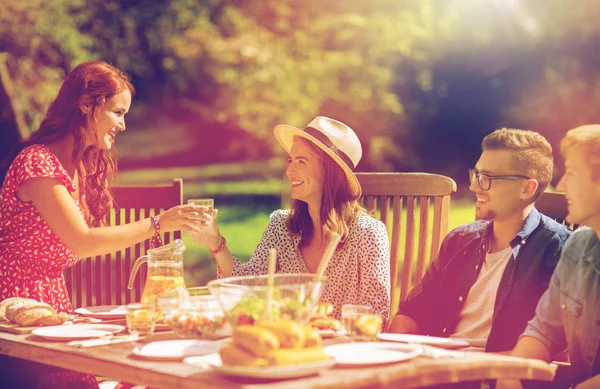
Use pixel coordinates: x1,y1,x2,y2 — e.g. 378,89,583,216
165,287,231,339
207,273,326,328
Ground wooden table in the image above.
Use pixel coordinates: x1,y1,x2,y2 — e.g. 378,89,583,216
0,331,555,389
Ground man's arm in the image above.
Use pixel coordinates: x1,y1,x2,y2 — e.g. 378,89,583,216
388,230,459,334
388,314,420,334
575,374,600,389
511,336,553,362
496,337,553,389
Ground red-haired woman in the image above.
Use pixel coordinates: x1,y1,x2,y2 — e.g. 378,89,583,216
0,61,202,388
191,116,391,328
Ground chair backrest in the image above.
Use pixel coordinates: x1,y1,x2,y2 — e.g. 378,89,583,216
64,178,183,309
355,172,457,318
534,191,577,230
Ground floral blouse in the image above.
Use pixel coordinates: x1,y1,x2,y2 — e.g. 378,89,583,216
219,209,391,327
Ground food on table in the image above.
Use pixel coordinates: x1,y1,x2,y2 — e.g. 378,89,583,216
313,301,334,318
309,302,342,331
0,297,68,326
303,326,322,347
167,310,230,340
208,274,325,329
265,346,330,366
219,344,269,367
0,297,33,320
257,320,305,348
165,287,231,340
232,325,280,357
219,322,329,367
228,293,315,327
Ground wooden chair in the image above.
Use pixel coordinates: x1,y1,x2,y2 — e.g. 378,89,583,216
64,178,183,309
355,173,457,318
535,191,577,230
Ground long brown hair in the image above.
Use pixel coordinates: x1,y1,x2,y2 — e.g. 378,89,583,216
18,61,134,226
287,137,363,244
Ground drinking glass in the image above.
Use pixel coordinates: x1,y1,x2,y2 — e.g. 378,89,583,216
187,198,214,225
126,303,156,337
342,304,381,340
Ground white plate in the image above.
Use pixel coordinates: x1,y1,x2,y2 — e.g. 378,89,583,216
131,339,227,361
32,324,125,341
316,329,346,338
324,342,422,366
184,353,337,379
74,305,126,319
376,333,470,349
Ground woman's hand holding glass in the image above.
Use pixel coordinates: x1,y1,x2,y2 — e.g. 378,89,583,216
157,204,212,233
188,208,222,251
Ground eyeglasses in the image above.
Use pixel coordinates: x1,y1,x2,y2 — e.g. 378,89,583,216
469,169,530,191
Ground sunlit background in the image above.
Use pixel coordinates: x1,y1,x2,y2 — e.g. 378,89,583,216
1,0,599,284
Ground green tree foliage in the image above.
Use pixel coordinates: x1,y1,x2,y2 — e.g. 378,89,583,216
0,0,93,132
2,0,600,172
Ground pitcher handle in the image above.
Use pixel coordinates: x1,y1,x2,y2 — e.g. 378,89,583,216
128,255,149,290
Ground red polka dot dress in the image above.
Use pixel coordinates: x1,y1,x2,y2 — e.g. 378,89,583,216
0,144,87,313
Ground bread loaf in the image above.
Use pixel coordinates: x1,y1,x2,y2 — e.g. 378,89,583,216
0,297,67,327
4,299,43,322
0,297,36,321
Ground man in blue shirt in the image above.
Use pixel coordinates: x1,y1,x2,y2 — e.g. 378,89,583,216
500,125,600,388
389,128,572,353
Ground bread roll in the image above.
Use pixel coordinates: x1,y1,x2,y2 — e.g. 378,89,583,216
312,302,334,318
6,301,55,322
219,344,269,367
14,307,55,326
232,325,280,357
265,347,329,365
0,297,66,327
303,327,322,347
37,312,69,326
310,317,342,331
0,297,36,321
257,320,305,348
5,300,46,322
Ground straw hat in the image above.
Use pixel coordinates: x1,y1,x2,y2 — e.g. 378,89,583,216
274,116,362,198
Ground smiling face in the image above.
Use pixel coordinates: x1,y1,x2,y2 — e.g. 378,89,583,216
84,90,132,150
285,137,325,207
556,149,600,229
470,149,532,221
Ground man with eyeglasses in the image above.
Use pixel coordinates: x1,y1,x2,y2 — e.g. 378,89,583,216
389,128,572,355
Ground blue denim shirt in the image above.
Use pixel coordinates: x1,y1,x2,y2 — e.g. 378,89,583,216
522,227,600,385
398,207,572,352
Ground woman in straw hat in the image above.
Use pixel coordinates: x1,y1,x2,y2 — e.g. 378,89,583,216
191,116,391,326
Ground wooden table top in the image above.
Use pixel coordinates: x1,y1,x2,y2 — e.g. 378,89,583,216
0,331,555,389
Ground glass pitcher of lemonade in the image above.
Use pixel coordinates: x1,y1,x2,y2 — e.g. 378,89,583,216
127,239,189,313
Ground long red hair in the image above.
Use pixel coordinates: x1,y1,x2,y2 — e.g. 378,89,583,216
21,61,134,226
